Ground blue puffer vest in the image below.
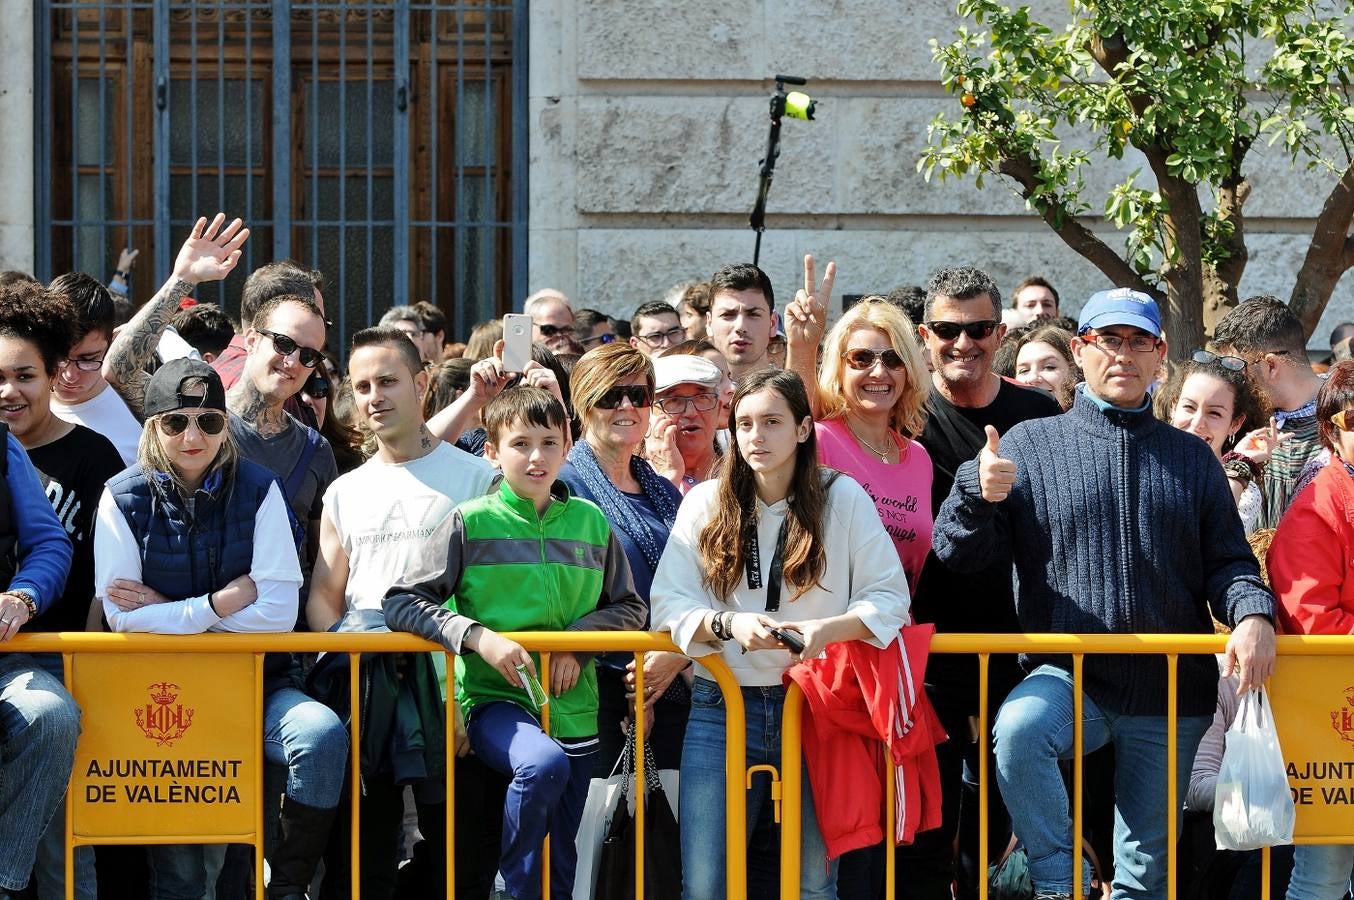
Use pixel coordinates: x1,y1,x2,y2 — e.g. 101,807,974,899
108,458,277,610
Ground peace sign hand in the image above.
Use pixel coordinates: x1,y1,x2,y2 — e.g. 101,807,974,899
784,254,835,350
172,213,250,285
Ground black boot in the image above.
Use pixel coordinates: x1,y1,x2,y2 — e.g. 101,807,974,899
268,797,338,899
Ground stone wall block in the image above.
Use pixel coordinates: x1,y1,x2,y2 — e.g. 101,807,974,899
576,0,764,80
575,95,837,214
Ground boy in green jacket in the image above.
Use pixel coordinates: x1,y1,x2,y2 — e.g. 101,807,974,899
385,386,646,900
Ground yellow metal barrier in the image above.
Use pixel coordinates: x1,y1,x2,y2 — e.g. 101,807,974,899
4,631,748,900
777,633,1354,900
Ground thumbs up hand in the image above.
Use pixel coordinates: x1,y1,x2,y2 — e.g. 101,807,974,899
978,425,1016,503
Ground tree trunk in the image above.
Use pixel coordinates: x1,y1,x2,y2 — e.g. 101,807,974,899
1290,160,1354,339
1154,174,1208,360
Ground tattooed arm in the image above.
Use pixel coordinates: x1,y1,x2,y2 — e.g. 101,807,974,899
103,214,250,420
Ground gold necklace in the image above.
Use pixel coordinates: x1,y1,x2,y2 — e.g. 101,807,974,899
845,419,894,463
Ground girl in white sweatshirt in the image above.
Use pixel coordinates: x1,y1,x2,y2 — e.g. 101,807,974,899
651,368,910,899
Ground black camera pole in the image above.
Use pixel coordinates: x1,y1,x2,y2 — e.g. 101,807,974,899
750,75,807,268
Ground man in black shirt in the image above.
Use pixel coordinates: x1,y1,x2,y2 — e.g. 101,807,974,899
906,266,1061,900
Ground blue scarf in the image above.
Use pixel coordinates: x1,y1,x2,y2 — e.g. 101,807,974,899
568,440,680,572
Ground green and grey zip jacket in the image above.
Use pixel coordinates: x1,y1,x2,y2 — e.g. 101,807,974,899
384,479,646,737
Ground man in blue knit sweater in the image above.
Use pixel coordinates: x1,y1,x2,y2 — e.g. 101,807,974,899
933,289,1277,900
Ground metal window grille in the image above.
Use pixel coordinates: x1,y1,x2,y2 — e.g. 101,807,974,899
37,0,527,358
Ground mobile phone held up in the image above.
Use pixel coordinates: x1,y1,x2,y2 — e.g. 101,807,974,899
501,313,533,373
769,626,805,654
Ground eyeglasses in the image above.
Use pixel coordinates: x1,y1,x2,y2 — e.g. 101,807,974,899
395,327,424,339
655,392,719,415
636,326,685,347
924,320,1000,341
595,384,653,410
1079,330,1161,354
59,355,104,372
157,411,227,437
843,348,905,371
579,332,616,348
1332,410,1354,431
1191,349,1246,371
256,329,323,368
536,323,571,338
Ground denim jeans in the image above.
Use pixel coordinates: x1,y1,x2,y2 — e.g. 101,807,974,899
23,654,96,900
0,652,82,893
993,665,1210,899
1286,845,1354,899
679,676,837,900
467,701,594,900
262,685,347,810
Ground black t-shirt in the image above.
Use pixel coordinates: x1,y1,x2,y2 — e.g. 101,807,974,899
27,424,126,631
915,378,1061,701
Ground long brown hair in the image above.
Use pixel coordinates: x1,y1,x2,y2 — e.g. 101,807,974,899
697,369,828,603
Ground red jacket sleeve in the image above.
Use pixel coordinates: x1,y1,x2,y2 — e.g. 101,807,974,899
1268,469,1354,635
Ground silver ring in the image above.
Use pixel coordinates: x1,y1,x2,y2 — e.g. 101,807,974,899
139,592,146,604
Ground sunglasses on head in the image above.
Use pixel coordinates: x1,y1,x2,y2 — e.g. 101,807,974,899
157,411,227,437
257,329,323,368
596,384,653,410
843,348,905,371
1191,349,1247,372
925,320,1000,341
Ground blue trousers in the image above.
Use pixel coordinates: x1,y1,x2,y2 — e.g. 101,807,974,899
468,701,594,900
993,665,1210,899
1286,845,1354,899
0,653,82,893
679,677,837,900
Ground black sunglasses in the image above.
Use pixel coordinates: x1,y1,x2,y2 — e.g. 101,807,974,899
596,384,653,410
537,323,571,338
257,328,323,368
843,348,905,371
304,369,332,399
1191,349,1246,372
158,411,227,437
924,320,1000,341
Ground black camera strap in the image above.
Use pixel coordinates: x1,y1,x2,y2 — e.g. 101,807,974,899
744,517,790,612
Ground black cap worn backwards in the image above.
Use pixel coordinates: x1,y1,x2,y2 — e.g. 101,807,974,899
143,357,228,418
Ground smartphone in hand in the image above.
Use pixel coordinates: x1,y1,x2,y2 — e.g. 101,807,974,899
769,627,805,654
502,313,533,373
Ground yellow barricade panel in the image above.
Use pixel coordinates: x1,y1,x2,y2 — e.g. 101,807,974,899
1272,655,1354,842
71,652,258,840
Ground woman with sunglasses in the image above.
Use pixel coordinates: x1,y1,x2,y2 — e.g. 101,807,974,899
93,358,318,900
1267,360,1354,899
557,342,689,774
1154,349,1280,535
652,368,911,899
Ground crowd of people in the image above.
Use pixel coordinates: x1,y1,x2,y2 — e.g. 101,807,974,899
0,210,1349,900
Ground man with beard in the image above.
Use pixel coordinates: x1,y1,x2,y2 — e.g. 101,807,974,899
904,265,1061,900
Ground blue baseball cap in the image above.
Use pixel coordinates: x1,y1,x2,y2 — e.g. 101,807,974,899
1077,288,1162,338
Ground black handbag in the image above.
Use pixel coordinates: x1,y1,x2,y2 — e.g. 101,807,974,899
595,738,682,900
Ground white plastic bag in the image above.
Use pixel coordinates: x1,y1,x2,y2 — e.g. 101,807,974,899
1213,688,1296,850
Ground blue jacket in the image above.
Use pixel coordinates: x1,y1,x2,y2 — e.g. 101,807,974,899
106,459,277,603
933,388,1274,716
5,432,72,611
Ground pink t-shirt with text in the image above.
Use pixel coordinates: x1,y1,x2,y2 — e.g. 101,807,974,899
815,418,934,591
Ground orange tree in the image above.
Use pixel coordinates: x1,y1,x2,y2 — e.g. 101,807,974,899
920,0,1354,356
